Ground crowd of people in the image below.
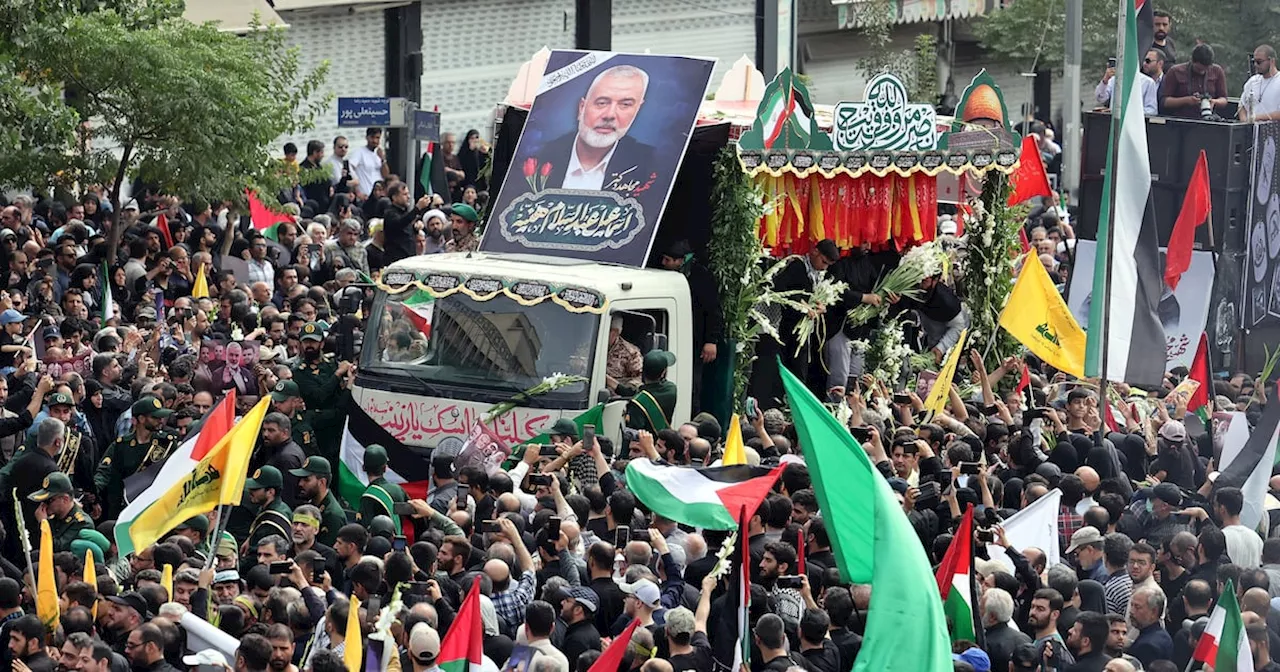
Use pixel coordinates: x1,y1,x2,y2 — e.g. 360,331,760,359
0,104,1273,672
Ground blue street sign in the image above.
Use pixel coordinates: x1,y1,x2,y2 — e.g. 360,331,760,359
337,97,391,127
413,109,441,141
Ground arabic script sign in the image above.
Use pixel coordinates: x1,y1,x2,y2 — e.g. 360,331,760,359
494,190,647,254
338,97,391,128
831,74,938,152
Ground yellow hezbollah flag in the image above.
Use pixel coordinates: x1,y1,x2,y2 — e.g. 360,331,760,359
344,595,362,672
38,519,58,633
161,564,173,602
924,330,968,418
722,414,746,466
83,549,97,619
128,397,271,553
192,264,210,299
998,258,1086,378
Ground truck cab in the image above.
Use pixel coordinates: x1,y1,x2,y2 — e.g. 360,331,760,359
353,252,693,449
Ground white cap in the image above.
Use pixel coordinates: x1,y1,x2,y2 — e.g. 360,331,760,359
182,650,228,667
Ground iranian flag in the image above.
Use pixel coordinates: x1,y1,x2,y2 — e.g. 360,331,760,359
1193,580,1253,672
936,507,977,643
402,290,434,337
624,460,783,531
440,576,485,672
759,73,813,149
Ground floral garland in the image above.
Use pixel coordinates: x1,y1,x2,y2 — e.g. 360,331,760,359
853,316,912,388
954,175,1023,371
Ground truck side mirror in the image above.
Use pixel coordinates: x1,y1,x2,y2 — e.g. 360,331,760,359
597,389,613,405
653,332,668,352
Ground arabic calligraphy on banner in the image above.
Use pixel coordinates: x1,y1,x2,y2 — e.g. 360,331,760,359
361,392,552,445
495,190,647,253
832,74,938,152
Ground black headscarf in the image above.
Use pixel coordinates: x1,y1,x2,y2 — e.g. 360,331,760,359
458,129,488,191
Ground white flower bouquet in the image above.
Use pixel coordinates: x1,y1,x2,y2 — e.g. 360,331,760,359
844,241,949,330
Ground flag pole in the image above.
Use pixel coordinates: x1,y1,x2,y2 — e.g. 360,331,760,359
1096,0,1127,447
203,504,228,570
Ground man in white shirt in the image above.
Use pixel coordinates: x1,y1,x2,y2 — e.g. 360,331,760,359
1214,486,1263,569
348,127,390,201
322,136,359,196
1240,45,1280,121
1095,50,1161,115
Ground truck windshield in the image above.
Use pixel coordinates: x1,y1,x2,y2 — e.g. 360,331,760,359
364,288,597,398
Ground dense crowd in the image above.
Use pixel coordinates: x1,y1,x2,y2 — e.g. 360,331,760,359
0,118,1273,672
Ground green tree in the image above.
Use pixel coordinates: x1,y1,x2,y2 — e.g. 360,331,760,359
0,5,329,259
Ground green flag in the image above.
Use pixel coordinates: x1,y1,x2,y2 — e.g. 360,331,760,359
523,403,604,445
779,360,953,671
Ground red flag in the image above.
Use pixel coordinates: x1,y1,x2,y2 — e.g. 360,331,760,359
154,213,174,251
1165,150,1211,290
1007,135,1053,206
589,619,640,672
1018,227,1032,254
1103,401,1121,433
1015,363,1031,396
245,189,292,232
796,528,806,575
1188,332,1211,413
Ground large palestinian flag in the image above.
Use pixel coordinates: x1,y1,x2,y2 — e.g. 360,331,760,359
935,507,978,643
337,403,434,508
624,460,783,530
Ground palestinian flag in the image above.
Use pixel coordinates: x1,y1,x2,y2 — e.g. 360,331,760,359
624,460,783,531
731,508,751,672
1193,580,1252,672
1083,0,1167,389
1188,332,1211,422
245,189,290,241
1216,393,1280,531
116,391,237,557
337,402,432,509
935,507,977,643
401,290,435,338
440,576,485,672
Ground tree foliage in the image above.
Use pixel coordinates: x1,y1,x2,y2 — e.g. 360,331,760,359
976,0,1280,91
0,2,330,258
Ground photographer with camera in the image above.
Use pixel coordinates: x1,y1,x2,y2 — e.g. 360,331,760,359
1159,43,1228,119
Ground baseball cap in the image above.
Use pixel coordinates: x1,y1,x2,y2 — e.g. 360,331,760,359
549,418,578,438
270,379,301,402
0,309,26,325
1065,526,1104,553
363,444,389,471
1159,420,1188,443
105,592,149,618
259,346,278,362
182,650,228,667
1152,482,1184,506
28,472,73,502
132,396,172,418
175,515,209,535
47,392,74,408
123,200,140,212
642,349,676,378
245,466,283,491
566,586,599,613
41,326,60,342
619,579,661,609
408,624,441,664
290,456,332,478
664,607,696,636
299,322,324,342
213,569,240,585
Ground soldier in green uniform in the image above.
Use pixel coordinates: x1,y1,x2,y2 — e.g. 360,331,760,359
357,445,406,534
291,322,351,465
625,350,679,433
288,456,346,547
269,380,317,456
95,396,176,519
243,466,293,563
28,472,92,553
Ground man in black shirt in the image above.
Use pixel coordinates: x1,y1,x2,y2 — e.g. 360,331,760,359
559,586,602,665
799,609,841,672
753,614,802,672
1065,611,1112,672
664,606,714,672
6,615,54,672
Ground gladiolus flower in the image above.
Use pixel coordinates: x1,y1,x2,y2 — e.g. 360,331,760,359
522,157,537,178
